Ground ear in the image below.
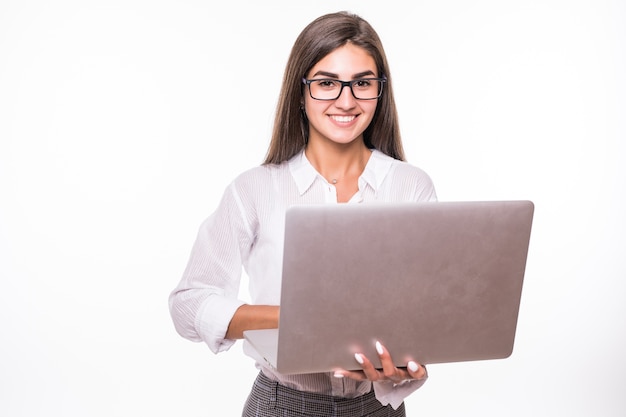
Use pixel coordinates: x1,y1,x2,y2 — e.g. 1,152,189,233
300,104,308,120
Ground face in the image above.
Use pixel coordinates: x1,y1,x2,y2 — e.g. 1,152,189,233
303,43,379,147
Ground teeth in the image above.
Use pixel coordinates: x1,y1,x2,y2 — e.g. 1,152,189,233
331,115,355,123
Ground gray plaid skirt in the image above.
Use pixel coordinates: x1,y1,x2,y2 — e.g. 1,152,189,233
241,371,406,417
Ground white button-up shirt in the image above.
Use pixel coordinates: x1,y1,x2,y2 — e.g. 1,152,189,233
169,149,437,408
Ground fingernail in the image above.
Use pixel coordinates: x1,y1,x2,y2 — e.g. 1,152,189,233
408,361,419,373
354,353,364,364
375,341,384,355
333,371,344,378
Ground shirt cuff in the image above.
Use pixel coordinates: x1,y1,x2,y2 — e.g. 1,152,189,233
373,375,428,410
195,293,246,353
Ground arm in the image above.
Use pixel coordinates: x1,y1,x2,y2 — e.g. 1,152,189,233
225,304,279,339
169,183,258,352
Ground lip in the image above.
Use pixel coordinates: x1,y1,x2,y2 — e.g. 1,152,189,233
329,114,358,124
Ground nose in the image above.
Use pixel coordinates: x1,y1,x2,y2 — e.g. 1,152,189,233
334,83,357,109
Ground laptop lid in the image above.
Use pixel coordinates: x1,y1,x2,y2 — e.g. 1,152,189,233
245,200,534,375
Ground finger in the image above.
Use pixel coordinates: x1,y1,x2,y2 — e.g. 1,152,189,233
333,369,367,381
407,361,427,380
354,352,383,381
375,341,405,381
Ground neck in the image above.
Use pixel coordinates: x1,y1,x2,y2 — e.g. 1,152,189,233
305,140,371,184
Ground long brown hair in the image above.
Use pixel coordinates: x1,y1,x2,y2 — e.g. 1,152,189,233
263,11,405,165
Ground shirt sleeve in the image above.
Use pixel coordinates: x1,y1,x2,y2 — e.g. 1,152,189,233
373,367,429,409
168,182,255,353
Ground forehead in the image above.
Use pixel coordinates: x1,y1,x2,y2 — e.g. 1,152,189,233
308,43,377,78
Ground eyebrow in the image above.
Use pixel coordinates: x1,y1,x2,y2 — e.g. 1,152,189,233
310,70,377,79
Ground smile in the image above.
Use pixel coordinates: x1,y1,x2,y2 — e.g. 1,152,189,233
329,115,356,123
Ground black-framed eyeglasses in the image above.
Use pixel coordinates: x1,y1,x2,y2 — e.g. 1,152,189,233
302,77,387,100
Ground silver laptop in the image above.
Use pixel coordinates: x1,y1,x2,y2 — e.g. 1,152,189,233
244,200,534,375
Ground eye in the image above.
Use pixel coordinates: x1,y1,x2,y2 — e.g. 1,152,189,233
353,79,373,89
315,79,338,89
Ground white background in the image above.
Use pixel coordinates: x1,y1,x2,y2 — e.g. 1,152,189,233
1,1,624,416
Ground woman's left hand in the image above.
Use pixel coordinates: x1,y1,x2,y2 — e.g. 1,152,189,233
333,341,427,383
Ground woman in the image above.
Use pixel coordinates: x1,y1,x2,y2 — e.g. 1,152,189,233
169,11,437,417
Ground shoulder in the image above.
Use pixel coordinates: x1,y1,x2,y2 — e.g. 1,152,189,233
233,162,288,184
227,162,290,199
372,150,432,181
371,150,437,201
212,163,288,227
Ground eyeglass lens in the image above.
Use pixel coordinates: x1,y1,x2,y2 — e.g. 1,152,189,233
309,79,382,100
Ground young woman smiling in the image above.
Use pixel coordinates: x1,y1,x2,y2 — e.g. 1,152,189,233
169,11,437,417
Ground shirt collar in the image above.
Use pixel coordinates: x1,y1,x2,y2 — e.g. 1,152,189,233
288,149,393,196
288,151,318,195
